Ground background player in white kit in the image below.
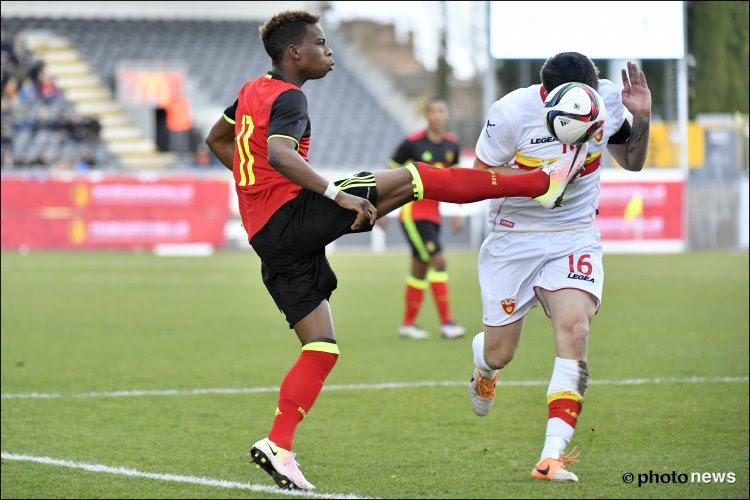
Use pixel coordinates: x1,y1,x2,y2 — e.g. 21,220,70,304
468,53,652,482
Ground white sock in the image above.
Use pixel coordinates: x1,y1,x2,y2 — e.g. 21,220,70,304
472,332,498,379
541,418,573,459
540,357,588,460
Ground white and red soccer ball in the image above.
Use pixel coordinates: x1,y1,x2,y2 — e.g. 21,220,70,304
543,82,606,145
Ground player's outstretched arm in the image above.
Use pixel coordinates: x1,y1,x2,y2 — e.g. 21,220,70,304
206,116,235,171
608,61,651,172
268,137,377,230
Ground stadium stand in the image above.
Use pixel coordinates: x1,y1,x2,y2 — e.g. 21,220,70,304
1,29,115,169
1,17,406,169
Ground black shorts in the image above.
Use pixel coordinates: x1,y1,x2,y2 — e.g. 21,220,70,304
250,172,378,328
400,219,442,262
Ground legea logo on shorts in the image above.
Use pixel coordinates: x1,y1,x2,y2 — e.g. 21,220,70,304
501,298,516,315
567,273,596,284
499,219,515,228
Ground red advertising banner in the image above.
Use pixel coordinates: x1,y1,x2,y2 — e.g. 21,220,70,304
596,170,686,252
1,174,231,249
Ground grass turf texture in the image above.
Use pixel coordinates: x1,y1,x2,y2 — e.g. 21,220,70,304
1,250,748,499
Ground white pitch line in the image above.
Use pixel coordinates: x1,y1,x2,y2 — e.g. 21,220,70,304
1,376,747,400
0,452,372,499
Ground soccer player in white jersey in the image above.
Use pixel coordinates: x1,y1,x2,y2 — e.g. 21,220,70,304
468,53,651,482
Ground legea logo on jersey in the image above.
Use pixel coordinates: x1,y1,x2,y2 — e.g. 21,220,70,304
421,150,433,162
501,298,516,315
530,136,558,144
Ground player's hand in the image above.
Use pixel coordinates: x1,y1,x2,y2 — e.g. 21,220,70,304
335,191,377,230
451,216,465,234
621,61,651,117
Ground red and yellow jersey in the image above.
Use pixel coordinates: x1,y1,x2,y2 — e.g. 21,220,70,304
389,130,461,224
223,72,312,240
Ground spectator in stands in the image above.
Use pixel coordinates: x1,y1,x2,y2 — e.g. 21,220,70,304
74,154,91,171
1,148,13,169
1,31,111,169
18,77,38,103
38,69,59,102
1,118,11,150
0,29,14,61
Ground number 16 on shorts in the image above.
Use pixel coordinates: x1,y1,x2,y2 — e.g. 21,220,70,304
555,250,603,307
568,254,593,278
537,250,604,315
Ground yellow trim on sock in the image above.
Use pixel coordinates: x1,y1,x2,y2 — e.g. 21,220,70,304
427,269,448,283
406,275,429,290
403,162,424,200
547,390,584,405
301,341,340,355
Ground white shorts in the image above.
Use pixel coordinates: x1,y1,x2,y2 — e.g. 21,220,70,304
478,227,604,326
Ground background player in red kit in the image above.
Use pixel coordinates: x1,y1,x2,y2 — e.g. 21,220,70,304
389,98,466,340
206,10,587,491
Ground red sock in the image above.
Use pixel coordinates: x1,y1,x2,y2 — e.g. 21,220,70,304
548,394,583,428
414,162,549,202
429,278,452,324
403,276,427,325
268,347,338,450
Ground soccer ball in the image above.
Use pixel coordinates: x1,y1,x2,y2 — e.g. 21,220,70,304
543,82,606,145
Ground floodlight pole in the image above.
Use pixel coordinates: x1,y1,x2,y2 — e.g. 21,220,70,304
677,41,689,171
678,0,689,251
483,57,496,117
482,0,496,115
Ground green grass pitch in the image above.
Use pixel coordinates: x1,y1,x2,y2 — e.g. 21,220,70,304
1,250,748,498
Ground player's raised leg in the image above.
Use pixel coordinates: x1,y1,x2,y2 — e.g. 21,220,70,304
469,320,524,416
251,301,340,490
371,146,586,218
530,288,596,482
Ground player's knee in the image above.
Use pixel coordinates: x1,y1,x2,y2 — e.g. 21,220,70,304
485,350,514,370
429,254,446,270
562,318,590,349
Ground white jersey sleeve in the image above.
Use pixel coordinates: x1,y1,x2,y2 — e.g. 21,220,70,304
597,79,630,138
474,100,517,167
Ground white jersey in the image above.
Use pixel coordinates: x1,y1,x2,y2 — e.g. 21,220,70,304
475,79,628,232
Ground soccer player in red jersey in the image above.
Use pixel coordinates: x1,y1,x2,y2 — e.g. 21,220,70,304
389,98,466,340
206,10,587,491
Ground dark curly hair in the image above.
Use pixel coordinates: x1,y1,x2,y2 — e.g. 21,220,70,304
540,52,599,92
259,10,321,65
